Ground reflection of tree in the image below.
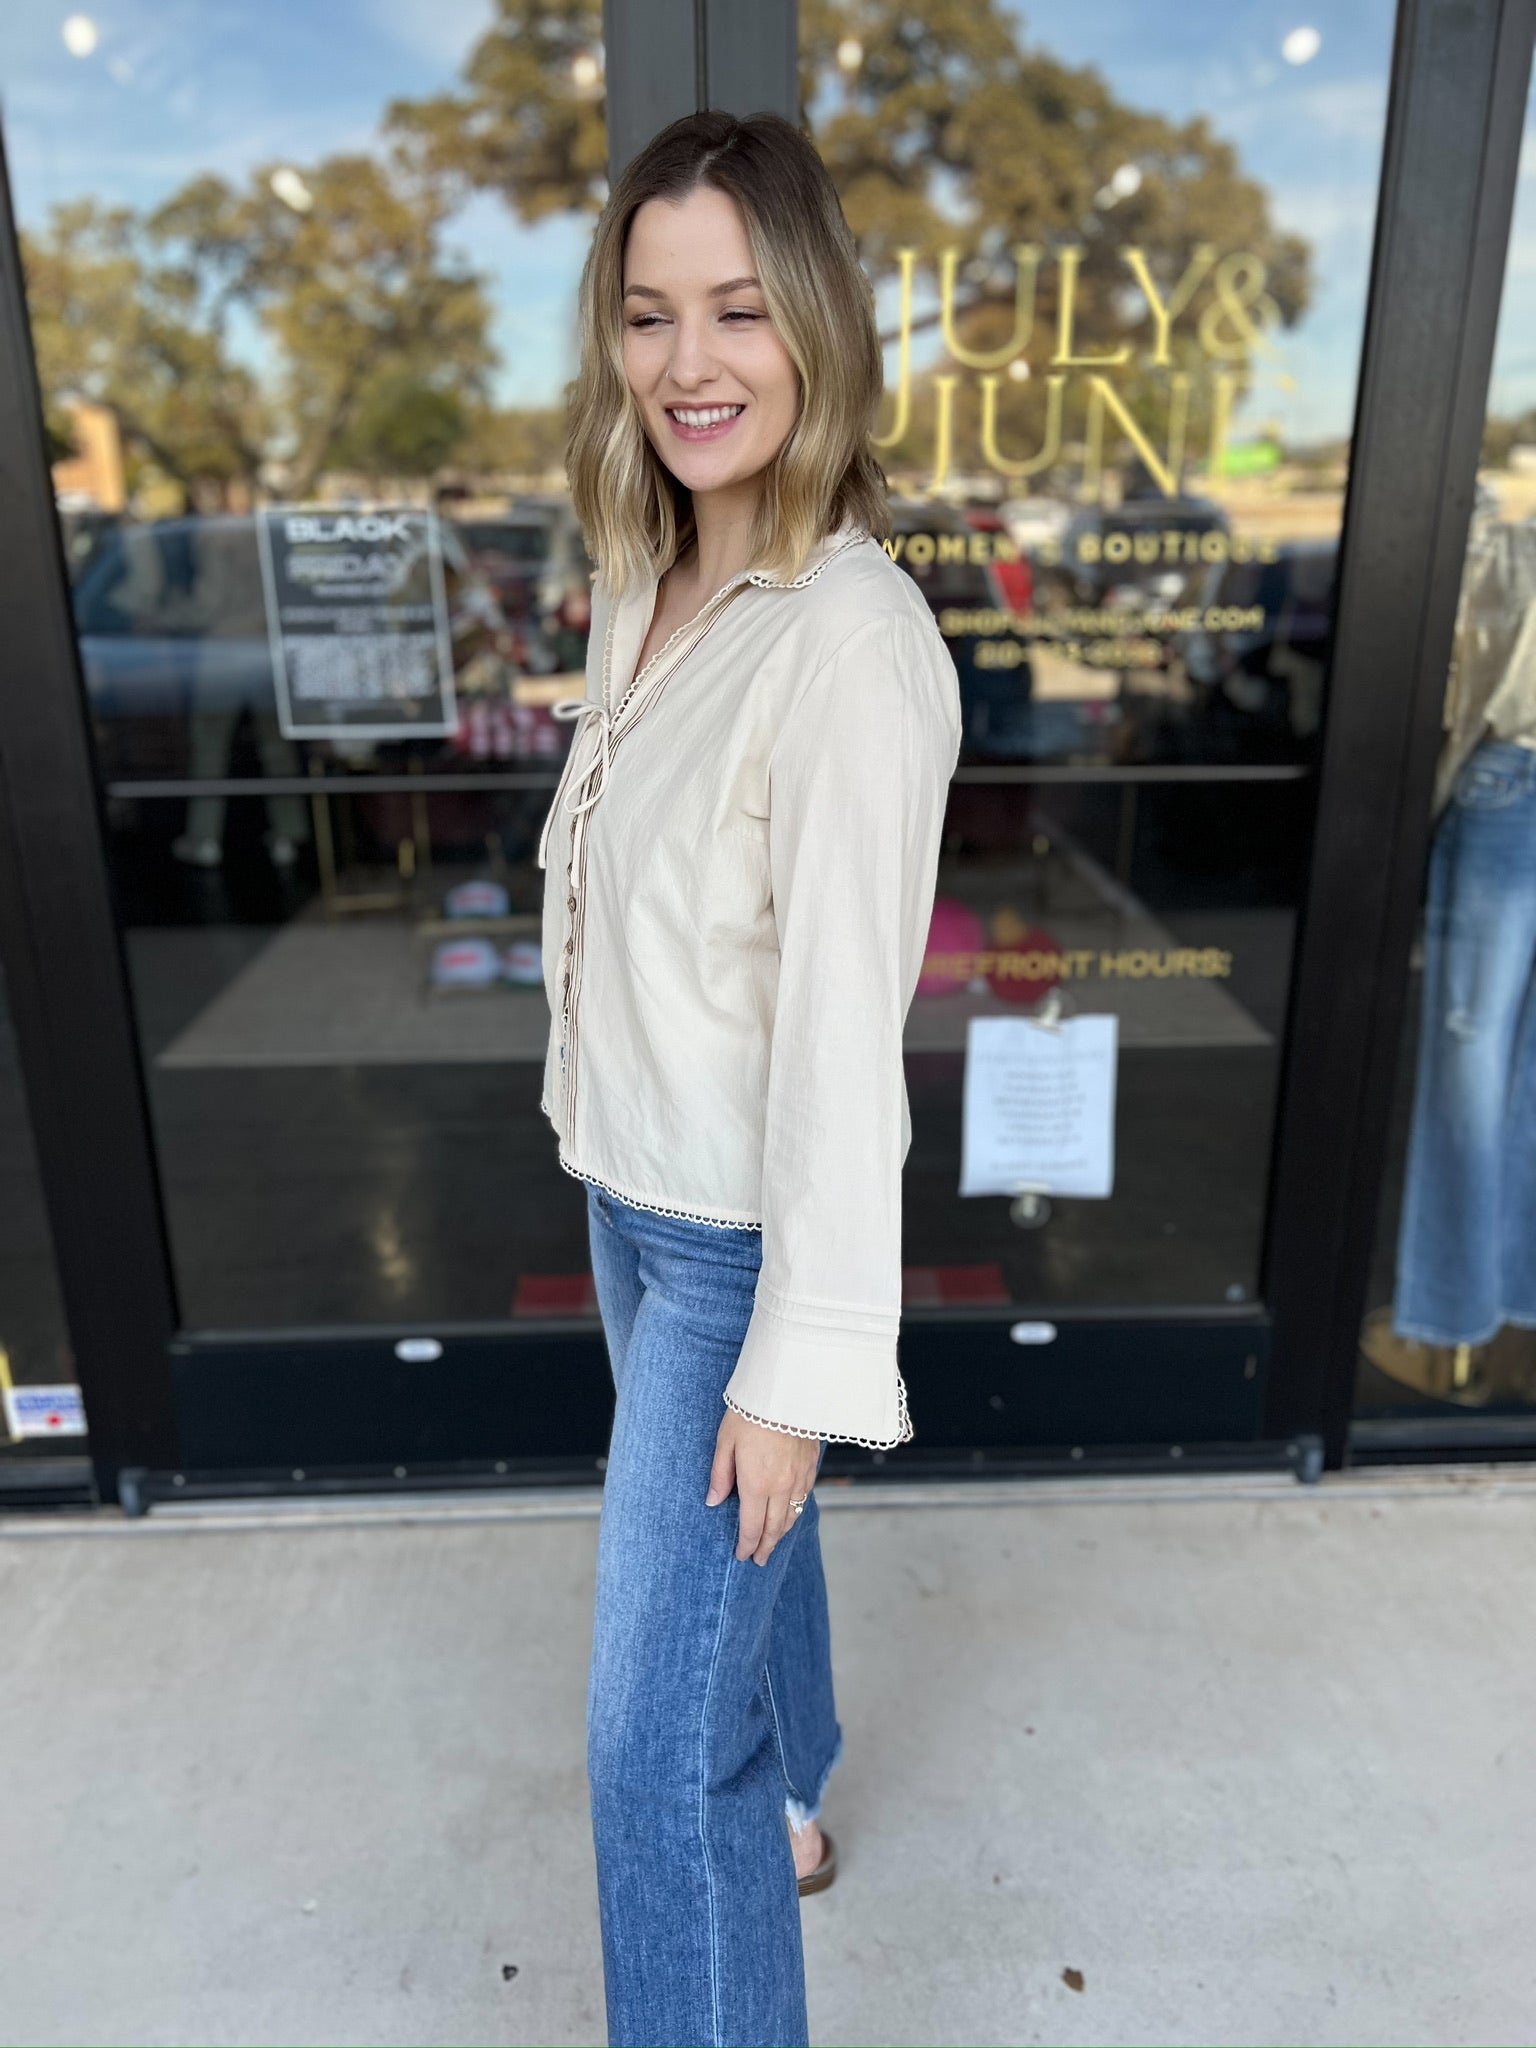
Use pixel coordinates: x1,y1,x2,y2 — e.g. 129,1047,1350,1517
24,0,1315,501
801,2,1308,316
24,201,265,502
384,0,609,221
333,375,468,481
26,153,496,504
460,405,570,478
379,0,1312,479
1484,409,1536,467
151,154,495,496
799,0,1312,468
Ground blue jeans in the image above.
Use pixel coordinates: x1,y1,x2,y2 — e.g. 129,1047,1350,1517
1394,739,1536,1345
583,1179,842,2048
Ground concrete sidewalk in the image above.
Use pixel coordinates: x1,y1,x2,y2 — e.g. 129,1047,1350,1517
3,1467,1535,2047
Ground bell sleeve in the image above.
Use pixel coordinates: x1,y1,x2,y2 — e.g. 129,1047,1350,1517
721,610,962,1448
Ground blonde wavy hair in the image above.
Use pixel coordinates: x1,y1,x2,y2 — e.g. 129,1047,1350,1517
565,109,889,597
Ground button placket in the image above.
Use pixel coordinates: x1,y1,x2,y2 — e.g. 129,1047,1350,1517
555,571,759,1140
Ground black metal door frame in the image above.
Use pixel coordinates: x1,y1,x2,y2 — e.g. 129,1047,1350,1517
0,0,1530,1507
0,130,180,1502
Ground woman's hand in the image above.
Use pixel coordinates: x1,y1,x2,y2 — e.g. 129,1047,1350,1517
706,1409,820,1566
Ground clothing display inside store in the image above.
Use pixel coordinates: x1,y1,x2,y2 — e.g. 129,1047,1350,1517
1392,519,1536,1353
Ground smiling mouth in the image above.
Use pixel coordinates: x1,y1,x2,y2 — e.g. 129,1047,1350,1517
664,403,746,436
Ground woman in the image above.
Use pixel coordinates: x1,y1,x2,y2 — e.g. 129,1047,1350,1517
537,108,962,2047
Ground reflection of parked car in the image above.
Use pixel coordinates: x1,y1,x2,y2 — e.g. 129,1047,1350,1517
890,500,1140,763
886,500,1114,763
886,498,1036,759
73,513,513,783
1178,542,1336,750
56,502,123,583
451,509,555,620
1051,494,1232,610
445,513,563,675
452,498,593,668
75,518,279,768
514,494,595,609
518,495,595,670
998,493,1072,560
962,505,1032,611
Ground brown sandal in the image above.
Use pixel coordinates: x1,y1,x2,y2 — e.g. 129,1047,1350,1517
796,1827,838,1897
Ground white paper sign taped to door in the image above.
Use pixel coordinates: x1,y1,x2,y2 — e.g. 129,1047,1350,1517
959,1013,1118,1199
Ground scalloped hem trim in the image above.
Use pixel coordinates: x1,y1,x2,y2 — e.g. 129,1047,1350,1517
558,1150,764,1231
723,1371,913,1451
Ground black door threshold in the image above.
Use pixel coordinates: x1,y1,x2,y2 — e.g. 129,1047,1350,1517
0,1455,97,1511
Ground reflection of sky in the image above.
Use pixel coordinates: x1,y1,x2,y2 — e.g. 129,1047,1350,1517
1,2,1532,432
1001,0,1398,443
0,0,588,408
1490,125,1536,421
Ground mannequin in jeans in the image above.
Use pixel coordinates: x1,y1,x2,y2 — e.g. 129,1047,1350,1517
1390,519,1536,1374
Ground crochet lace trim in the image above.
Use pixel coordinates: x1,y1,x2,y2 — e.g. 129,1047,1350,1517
722,1369,914,1452
590,532,867,723
746,529,868,589
558,1150,764,1231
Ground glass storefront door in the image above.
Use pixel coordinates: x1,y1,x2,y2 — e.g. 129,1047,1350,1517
4,7,613,1474
20,13,609,1340
797,1,1393,1441
0,0,1409,1483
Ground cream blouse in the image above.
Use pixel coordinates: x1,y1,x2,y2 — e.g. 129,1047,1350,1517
536,519,963,1448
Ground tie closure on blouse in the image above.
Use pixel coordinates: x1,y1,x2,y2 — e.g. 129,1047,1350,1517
535,525,868,874
540,695,611,863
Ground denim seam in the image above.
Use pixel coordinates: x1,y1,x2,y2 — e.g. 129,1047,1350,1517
762,1658,806,1811
697,1547,738,2048
780,1713,845,1832
807,1723,846,1819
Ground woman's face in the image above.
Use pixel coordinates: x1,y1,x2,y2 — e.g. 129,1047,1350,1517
621,185,800,506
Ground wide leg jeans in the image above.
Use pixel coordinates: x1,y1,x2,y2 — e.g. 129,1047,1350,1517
1394,738,1536,1345
582,1178,842,2048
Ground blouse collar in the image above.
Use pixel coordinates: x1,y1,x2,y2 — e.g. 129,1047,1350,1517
743,519,869,588
602,520,870,708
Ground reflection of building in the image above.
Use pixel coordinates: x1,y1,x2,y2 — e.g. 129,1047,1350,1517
51,401,125,512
